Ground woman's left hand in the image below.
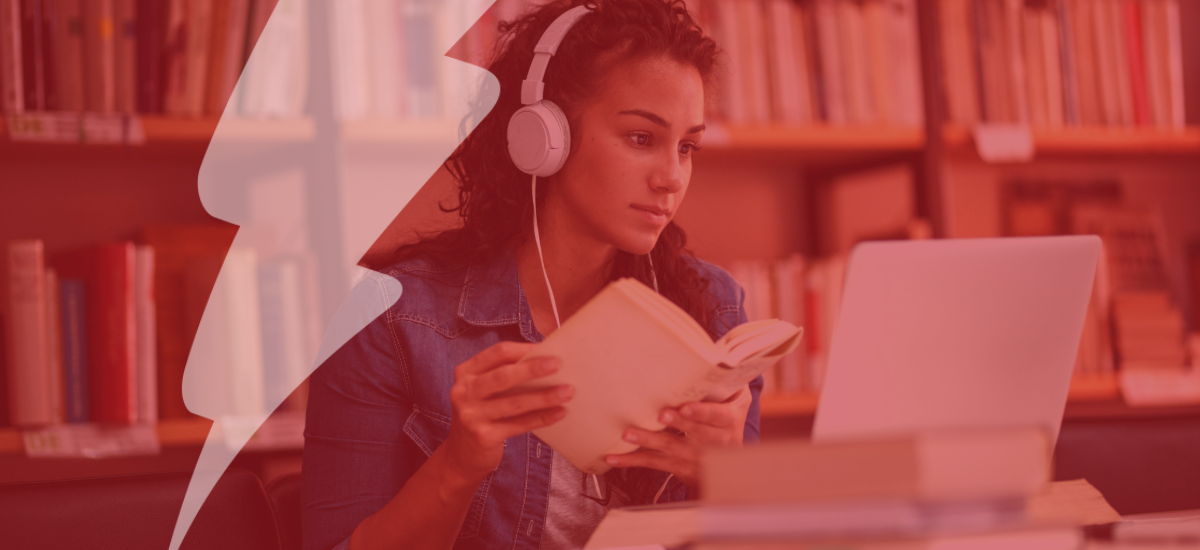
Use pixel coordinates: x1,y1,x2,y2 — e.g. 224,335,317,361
604,385,753,489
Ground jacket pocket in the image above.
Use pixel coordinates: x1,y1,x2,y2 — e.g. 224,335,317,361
402,407,492,539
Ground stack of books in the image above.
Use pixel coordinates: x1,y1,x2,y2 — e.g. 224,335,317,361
585,429,1114,550
939,0,1187,130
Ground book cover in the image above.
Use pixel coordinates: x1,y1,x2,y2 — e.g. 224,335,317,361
59,278,88,423
5,240,55,426
53,242,138,424
81,0,114,113
517,278,801,474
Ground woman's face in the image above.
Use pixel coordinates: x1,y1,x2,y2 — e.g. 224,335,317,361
549,55,706,256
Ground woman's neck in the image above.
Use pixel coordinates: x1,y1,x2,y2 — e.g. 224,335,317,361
515,203,616,336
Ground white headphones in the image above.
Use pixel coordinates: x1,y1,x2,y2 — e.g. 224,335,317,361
506,5,594,177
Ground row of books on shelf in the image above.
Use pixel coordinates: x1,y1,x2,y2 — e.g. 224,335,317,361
1,224,318,429
0,0,305,120
695,0,924,127
729,178,1199,401
326,0,926,128
939,0,1187,130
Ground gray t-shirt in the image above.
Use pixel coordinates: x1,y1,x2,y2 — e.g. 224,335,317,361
539,451,629,550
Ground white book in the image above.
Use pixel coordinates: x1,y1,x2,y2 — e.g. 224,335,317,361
135,246,158,423
364,0,405,119
516,278,802,474
330,0,369,120
6,240,53,426
224,248,265,416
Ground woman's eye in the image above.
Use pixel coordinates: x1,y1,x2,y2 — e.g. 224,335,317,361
679,142,701,157
628,133,651,147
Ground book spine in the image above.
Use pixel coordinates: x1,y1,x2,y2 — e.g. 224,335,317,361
181,0,211,117
81,0,114,113
940,0,980,125
134,245,156,423
19,0,44,110
111,0,134,112
135,0,164,113
0,0,22,112
1121,0,1150,126
59,278,88,423
6,240,53,427
207,0,248,116
43,267,64,424
81,243,137,424
1055,0,1079,126
1004,0,1029,123
1041,9,1064,127
50,0,82,112
813,0,844,124
1163,0,1184,129
160,0,186,115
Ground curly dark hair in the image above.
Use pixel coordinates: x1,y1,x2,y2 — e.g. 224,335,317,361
387,0,721,504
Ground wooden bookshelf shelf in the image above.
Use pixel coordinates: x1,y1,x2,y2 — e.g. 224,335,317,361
144,116,317,143
0,412,304,456
340,119,463,145
759,374,1137,420
707,124,925,153
943,124,1200,156
1,115,315,145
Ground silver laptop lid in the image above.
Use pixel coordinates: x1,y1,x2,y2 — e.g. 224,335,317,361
813,236,1101,445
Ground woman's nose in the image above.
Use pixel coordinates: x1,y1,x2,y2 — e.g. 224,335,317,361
651,151,685,193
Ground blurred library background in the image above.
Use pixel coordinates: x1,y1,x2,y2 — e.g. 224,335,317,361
2,0,1200,519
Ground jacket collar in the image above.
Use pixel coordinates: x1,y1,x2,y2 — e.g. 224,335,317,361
456,245,544,342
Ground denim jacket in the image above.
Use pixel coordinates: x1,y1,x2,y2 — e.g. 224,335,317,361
301,246,761,550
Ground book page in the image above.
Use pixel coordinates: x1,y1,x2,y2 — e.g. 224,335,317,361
584,504,699,549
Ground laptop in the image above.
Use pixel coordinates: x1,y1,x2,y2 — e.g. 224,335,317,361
812,236,1101,445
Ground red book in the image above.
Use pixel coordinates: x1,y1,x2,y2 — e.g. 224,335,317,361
1123,0,1151,127
53,243,137,424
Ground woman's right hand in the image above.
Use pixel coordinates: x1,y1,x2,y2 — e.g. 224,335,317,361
442,342,572,483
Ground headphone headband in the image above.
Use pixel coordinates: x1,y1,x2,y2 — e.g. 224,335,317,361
521,5,594,105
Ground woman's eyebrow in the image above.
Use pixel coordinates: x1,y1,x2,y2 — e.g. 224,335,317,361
617,109,706,134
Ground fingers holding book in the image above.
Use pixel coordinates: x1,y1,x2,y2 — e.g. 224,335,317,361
445,342,573,482
605,428,702,489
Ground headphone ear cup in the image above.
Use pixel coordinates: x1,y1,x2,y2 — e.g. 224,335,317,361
506,101,572,177
542,100,570,174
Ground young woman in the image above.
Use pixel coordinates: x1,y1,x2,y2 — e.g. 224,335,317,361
302,1,762,549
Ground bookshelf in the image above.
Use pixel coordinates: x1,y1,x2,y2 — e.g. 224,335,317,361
942,124,1200,156
2,0,1199,483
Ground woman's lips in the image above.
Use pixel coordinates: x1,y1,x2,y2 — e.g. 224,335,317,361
632,205,669,226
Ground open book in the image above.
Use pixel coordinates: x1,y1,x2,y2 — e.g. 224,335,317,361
516,278,803,474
